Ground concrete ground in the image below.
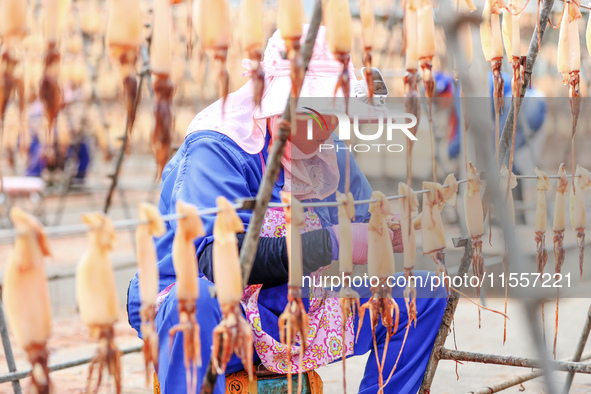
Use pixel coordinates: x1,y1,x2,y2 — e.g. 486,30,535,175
0,155,589,393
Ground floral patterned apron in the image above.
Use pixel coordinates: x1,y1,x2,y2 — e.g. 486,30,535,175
241,207,354,374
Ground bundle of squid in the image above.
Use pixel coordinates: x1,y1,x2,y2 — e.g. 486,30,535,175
403,0,421,187
552,163,569,359
357,192,400,393
464,163,485,327
360,0,375,99
76,213,122,394
211,197,254,381
151,0,174,178
558,0,581,188
199,0,231,112
534,168,551,337
417,0,437,181
135,203,166,385
278,192,309,394
240,0,265,107
481,0,505,165
422,181,450,288
3,208,52,394
106,0,144,137
169,201,205,394
277,0,304,98
399,183,419,325
336,191,360,394
570,165,591,280
499,164,517,344
326,0,353,112
413,174,458,231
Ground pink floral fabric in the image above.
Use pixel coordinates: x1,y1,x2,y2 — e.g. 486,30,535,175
241,208,355,374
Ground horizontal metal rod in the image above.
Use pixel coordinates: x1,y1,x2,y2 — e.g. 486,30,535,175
439,348,591,374
0,344,142,384
471,352,591,394
515,174,580,180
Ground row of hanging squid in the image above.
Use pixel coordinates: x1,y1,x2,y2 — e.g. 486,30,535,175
4,160,591,393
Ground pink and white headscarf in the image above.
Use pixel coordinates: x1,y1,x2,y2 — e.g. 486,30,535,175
186,26,357,200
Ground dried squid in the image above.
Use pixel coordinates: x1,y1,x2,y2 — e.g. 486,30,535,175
570,165,591,280
135,203,166,384
151,0,174,178
534,168,551,337
240,0,265,107
199,0,232,111
211,197,254,381
359,0,375,99
4,208,52,394
325,0,353,112
500,164,517,344
417,0,437,181
422,181,449,287
464,163,485,327
106,0,144,137
413,174,458,231
279,192,309,394
399,183,419,325
558,0,581,189
335,191,360,394
169,201,205,394
481,0,505,166
358,191,400,393
553,163,569,358
76,212,121,394
277,0,304,98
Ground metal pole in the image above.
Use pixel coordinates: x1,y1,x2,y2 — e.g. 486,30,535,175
0,344,142,384
0,300,22,393
472,352,591,394
419,237,473,394
563,305,591,393
438,348,591,374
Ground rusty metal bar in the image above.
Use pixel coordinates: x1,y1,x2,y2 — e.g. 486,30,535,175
419,237,473,394
472,352,591,394
563,305,591,393
438,348,591,374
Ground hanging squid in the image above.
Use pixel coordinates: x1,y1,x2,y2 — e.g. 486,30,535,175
358,191,400,393
403,0,421,189
422,181,449,287
106,0,144,137
151,0,174,178
359,0,375,99
76,213,122,394
413,174,458,231
169,201,205,394
336,191,360,394
417,0,437,181
534,168,551,338
211,197,254,382
279,192,309,394
452,0,477,70
570,165,591,280
553,163,568,359
500,164,517,344
326,0,353,112
199,0,232,112
399,183,419,325
481,0,505,166
277,0,304,99
558,0,581,190
240,0,265,107
502,0,526,175
3,208,52,394
464,163,485,327
135,203,166,385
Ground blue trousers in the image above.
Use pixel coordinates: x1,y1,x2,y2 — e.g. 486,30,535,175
127,271,447,394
